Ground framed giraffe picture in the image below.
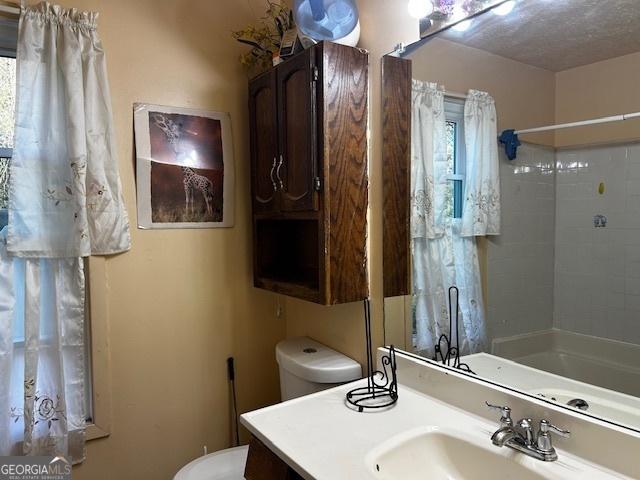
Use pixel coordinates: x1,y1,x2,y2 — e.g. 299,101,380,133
133,103,235,229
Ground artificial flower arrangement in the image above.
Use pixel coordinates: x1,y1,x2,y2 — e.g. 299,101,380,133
232,1,296,75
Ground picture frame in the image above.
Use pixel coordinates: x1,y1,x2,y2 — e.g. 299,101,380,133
133,103,235,229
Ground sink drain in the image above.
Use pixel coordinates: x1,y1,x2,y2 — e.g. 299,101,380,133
567,398,589,411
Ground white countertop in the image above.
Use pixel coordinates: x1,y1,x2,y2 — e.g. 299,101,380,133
240,379,628,480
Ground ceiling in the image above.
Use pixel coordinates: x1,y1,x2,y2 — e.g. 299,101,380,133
440,0,640,72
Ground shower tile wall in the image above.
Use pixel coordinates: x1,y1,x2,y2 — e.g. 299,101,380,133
487,144,556,343
554,142,640,345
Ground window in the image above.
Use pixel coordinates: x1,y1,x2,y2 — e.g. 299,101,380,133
0,55,15,229
411,98,467,346
444,98,466,219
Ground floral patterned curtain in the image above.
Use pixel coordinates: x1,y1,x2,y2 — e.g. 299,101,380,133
410,80,447,240
0,230,86,461
7,2,130,257
411,79,488,357
461,90,501,236
0,2,130,463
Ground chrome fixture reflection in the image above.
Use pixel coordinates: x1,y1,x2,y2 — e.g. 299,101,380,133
567,398,589,411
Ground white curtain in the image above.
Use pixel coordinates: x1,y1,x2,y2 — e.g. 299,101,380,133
7,2,130,258
411,80,487,357
0,230,86,460
461,90,500,237
1,2,130,462
410,80,447,240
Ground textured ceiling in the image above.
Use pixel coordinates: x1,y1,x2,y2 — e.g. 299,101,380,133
440,0,640,72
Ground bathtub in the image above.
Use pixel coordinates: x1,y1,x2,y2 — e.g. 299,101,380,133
461,329,640,430
492,328,640,398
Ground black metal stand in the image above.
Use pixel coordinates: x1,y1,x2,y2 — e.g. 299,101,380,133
434,286,475,374
346,299,399,412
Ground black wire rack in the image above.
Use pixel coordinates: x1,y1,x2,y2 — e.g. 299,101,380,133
434,286,475,374
346,299,399,412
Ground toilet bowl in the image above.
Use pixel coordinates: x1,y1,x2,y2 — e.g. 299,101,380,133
173,337,361,480
174,446,248,480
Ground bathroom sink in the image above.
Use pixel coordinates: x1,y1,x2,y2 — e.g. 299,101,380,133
368,428,546,480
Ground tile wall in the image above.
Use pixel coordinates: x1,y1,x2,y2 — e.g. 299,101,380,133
554,142,640,344
487,143,556,342
487,140,640,346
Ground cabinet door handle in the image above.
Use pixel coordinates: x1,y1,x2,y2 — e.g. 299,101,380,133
276,155,285,191
270,157,278,191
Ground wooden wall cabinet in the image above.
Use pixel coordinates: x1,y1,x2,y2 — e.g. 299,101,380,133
248,42,369,305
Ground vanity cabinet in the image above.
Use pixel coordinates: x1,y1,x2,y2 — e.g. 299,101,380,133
248,42,369,305
244,437,303,480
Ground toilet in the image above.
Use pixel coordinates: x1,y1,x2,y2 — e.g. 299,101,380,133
174,336,362,480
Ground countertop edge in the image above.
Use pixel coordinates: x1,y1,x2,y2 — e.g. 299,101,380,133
241,410,317,480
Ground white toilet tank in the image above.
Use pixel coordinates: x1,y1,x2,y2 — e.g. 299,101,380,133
276,336,362,401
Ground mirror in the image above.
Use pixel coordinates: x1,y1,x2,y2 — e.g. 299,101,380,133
382,0,640,432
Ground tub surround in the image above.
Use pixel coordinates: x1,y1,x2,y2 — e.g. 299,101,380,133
555,142,640,345
487,143,556,342
487,141,640,348
241,349,639,479
463,352,640,430
492,328,640,398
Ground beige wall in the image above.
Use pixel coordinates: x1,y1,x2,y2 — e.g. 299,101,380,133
555,51,640,147
40,1,288,479
409,38,556,147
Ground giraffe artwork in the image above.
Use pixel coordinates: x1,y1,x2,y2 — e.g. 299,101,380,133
181,166,215,216
134,103,234,228
150,113,216,217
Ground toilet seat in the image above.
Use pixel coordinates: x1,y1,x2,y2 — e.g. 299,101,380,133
173,445,249,480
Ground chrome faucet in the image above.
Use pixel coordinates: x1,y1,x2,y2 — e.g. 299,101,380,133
486,402,571,462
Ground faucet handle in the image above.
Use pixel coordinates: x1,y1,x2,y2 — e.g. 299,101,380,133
537,419,571,455
539,419,571,438
485,401,513,427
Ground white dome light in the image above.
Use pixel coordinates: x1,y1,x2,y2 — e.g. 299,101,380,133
407,0,434,19
452,19,473,32
493,0,516,16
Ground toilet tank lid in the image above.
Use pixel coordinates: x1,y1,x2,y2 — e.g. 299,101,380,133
276,337,362,384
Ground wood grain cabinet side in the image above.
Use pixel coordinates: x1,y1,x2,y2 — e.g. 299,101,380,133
244,437,304,480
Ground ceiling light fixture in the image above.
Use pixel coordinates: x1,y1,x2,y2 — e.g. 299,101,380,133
407,0,434,19
492,0,516,16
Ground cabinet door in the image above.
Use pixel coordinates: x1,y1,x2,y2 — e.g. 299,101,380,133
249,70,279,213
277,48,318,212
